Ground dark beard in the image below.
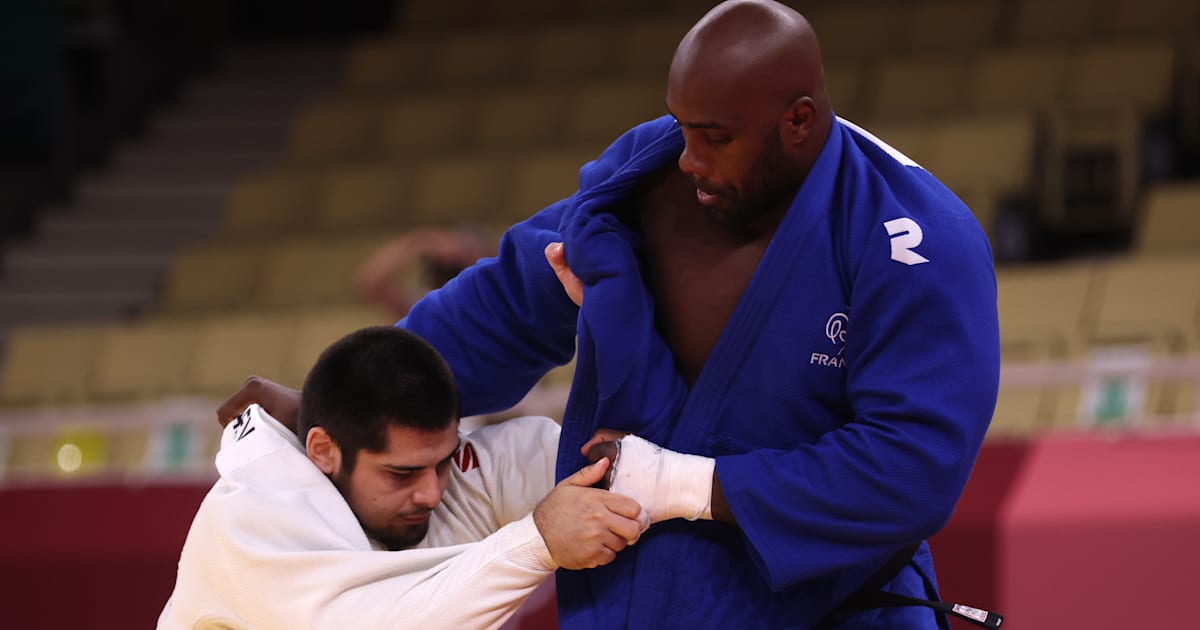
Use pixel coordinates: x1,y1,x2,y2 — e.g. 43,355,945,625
708,131,801,228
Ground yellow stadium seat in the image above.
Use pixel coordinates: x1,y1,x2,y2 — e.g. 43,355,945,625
1088,256,1200,353
257,236,391,310
508,148,594,220
315,162,419,230
1133,183,1200,256
826,62,867,122
412,156,513,224
866,121,939,168
928,115,1036,198
222,169,321,236
282,306,393,388
895,0,1002,53
476,87,570,152
967,48,1070,115
527,23,622,82
997,263,1097,360
0,324,102,404
1012,0,1101,46
188,314,299,395
565,79,665,146
288,100,389,164
434,32,531,87
161,242,266,314
380,94,473,156
345,39,430,93
1101,0,1200,42
806,4,902,63
617,16,695,78
870,56,971,121
91,320,202,400
1064,44,1176,116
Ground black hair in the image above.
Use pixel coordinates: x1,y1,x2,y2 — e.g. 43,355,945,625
298,326,459,472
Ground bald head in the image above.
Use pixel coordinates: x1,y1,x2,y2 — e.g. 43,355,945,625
670,0,828,122
666,0,832,229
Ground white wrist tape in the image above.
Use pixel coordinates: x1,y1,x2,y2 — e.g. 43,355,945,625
610,434,715,524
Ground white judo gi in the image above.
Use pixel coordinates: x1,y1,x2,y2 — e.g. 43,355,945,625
158,405,561,630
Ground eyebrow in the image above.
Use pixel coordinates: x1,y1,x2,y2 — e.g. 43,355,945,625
381,438,462,473
665,105,727,130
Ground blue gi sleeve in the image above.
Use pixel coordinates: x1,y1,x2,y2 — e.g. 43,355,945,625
714,202,1001,591
397,202,580,417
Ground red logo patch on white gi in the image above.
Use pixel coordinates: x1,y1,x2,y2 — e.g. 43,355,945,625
453,443,479,473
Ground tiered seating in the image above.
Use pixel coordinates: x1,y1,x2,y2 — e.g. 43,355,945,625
2,0,1199,489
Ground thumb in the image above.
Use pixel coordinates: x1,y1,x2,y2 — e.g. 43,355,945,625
563,457,610,487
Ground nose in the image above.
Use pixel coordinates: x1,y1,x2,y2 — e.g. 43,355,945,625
410,469,444,509
677,143,711,181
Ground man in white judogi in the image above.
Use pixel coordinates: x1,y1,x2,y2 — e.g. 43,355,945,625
159,326,715,630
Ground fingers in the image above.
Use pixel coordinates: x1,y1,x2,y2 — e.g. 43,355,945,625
562,457,610,488
216,375,264,427
579,428,631,456
543,241,583,307
602,491,645,523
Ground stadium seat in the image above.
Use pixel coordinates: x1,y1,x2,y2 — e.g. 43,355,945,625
91,320,202,400
994,263,1098,434
869,56,971,121
161,242,266,313
826,61,867,122
257,235,391,309
997,263,1097,360
1133,183,1200,255
1101,0,1200,42
288,100,390,164
412,155,513,224
564,79,666,146
967,48,1069,115
434,32,532,87
806,3,902,63
187,314,299,395
928,115,1037,205
380,94,474,157
475,87,571,153
527,22,626,83
509,148,594,220
0,324,102,404
894,0,1002,54
315,162,419,230
344,39,430,93
282,306,393,387
1088,256,1200,353
222,169,321,236
616,16,695,78
1011,0,1102,46
1064,44,1176,116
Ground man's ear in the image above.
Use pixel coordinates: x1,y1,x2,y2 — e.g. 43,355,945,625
780,96,816,147
306,427,342,475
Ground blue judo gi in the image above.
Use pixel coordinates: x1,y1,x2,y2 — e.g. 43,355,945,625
400,115,1000,629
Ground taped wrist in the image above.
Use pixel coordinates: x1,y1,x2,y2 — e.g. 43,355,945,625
611,434,715,523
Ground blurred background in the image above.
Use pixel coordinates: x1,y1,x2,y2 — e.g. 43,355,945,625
0,0,1198,628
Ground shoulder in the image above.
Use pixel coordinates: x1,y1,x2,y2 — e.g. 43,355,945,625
833,119,993,279
463,416,560,458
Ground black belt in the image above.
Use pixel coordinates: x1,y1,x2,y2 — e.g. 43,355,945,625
832,544,1004,629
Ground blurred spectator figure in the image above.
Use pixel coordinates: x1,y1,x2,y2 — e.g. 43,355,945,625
356,226,497,319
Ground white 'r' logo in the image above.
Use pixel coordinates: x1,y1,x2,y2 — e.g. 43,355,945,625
883,217,930,266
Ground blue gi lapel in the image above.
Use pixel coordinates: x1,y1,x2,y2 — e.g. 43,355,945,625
670,121,847,454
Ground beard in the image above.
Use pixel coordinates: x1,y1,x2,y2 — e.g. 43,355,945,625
702,130,802,228
365,519,430,551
